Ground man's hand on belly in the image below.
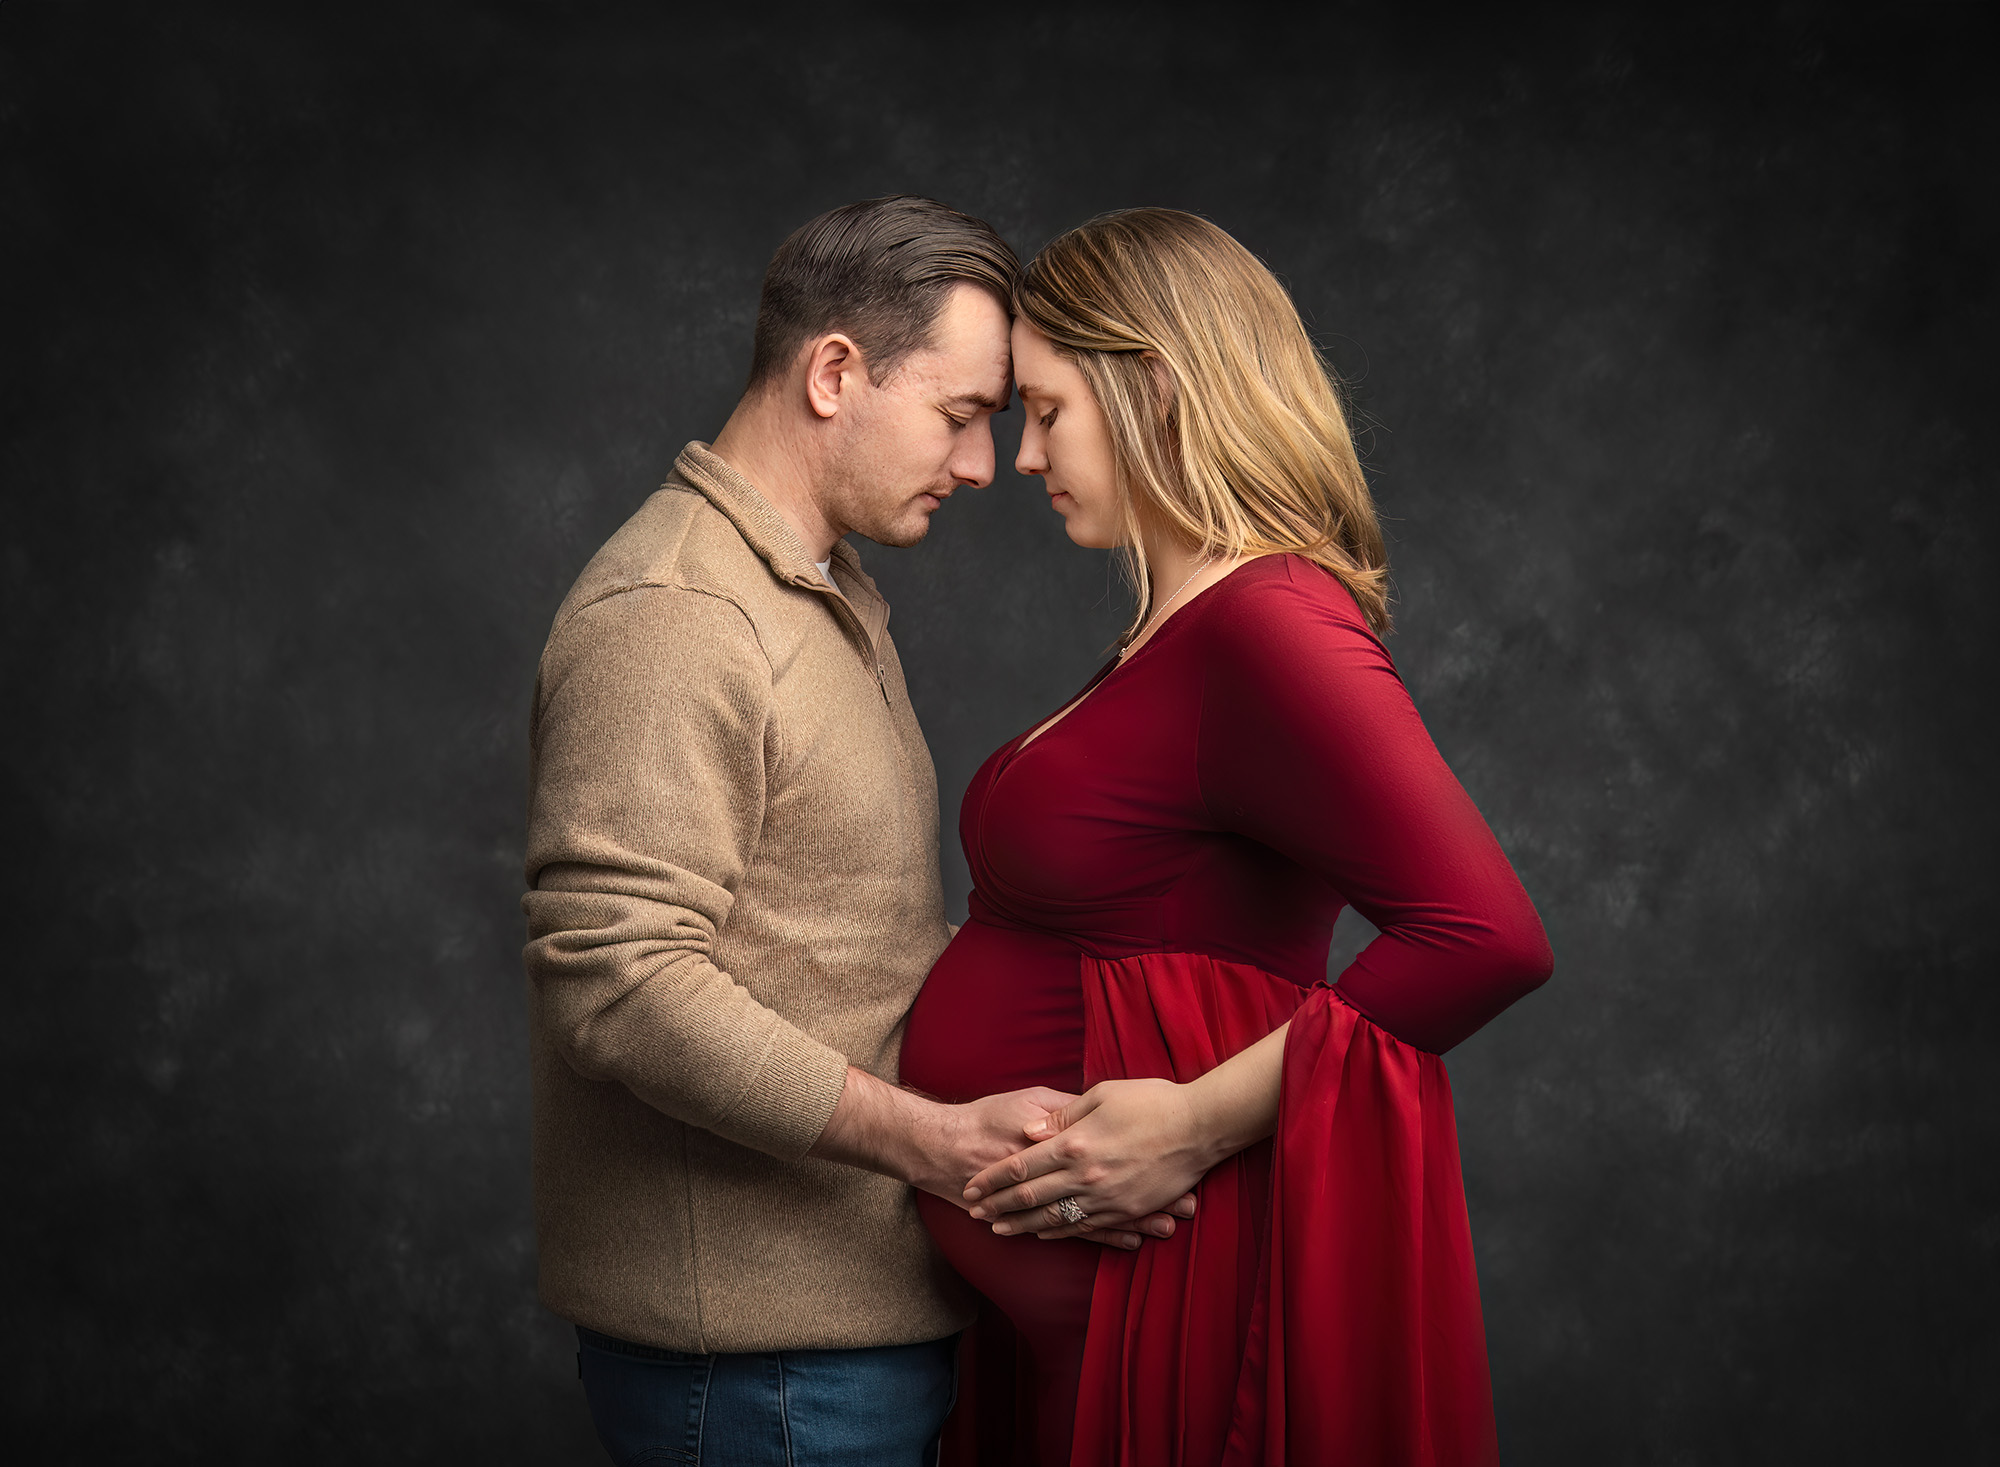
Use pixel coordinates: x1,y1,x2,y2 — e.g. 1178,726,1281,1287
808,1066,1182,1250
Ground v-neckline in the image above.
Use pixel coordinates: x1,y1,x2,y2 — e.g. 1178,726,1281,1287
1008,555,1260,758
1011,656,1120,757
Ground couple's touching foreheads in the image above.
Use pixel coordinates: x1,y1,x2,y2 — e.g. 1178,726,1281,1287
522,197,1552,1467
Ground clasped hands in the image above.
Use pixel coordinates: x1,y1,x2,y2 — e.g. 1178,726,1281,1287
930,1079,1218,1252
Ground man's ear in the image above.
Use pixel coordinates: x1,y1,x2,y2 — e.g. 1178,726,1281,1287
805,333,864,420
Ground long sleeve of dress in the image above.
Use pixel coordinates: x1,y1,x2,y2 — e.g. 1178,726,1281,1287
1194,566,1552,1053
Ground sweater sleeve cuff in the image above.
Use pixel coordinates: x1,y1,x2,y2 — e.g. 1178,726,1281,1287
710,1023,853,1162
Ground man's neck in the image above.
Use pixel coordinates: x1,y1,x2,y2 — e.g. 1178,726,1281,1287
710,392,843,562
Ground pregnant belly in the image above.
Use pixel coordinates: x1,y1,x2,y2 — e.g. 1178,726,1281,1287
903,918,1098,1459
919,1188,1098,1463
900,917,1086,1103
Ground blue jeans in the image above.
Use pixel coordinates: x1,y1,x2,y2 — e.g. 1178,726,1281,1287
576,1326,957,1466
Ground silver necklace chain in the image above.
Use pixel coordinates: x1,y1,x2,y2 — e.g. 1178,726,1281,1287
1121,556,1216,659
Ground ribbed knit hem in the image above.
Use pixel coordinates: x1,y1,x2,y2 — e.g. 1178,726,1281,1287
711,1022,852,1162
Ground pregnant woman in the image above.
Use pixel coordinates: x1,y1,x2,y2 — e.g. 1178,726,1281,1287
899,210,1553,1467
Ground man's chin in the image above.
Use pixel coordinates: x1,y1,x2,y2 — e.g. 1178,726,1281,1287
853,508,936,550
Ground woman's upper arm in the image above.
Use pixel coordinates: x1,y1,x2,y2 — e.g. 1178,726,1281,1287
1196,570,1552,1052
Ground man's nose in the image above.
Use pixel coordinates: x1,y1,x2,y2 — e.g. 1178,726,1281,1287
953,419,997,489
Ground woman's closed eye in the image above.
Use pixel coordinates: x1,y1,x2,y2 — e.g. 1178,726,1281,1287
1039,407,1059,431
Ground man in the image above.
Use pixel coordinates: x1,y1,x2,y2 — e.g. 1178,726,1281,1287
521,197,1174,1464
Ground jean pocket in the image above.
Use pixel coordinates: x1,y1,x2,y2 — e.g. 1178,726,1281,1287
578,1332,707,1466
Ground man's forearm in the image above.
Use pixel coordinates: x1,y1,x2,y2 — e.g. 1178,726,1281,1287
809,1065,950,1190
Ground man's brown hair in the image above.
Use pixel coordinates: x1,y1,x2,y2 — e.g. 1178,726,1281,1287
746,195,1020,390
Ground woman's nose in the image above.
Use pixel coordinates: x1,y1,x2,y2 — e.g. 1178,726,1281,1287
1015,430,1046,477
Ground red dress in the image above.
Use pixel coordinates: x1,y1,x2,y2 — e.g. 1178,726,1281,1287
900,555,1553,1467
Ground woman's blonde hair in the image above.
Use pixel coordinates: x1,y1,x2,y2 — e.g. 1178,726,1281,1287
1016,208,1391,638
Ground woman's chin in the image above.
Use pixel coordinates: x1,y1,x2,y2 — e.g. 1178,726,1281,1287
1054,504,1116,550
1064,522,1117,549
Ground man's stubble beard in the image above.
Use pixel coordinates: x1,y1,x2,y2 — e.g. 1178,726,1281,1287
853,501,934,549
823,455,939,550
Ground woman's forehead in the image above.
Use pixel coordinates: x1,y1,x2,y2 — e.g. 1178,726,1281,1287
1012,326,1077,394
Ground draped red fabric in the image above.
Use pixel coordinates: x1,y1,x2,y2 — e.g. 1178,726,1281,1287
1056,953,1497,1467
1066,952,1299,1467
1222,985,1498,1467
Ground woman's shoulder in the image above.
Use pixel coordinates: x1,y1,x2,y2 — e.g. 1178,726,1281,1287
1195,553,1387,653
1187,554,1412,761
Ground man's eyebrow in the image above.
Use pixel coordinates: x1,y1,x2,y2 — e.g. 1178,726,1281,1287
949,391,1011,412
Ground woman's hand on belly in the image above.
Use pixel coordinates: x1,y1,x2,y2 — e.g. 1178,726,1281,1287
905,1085,1081,1203
961,1076,1212,1239
809,1065,1188,1250
910,1088,1186,1251
961,1023,1291,1240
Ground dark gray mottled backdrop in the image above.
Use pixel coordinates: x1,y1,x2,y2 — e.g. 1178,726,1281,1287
4,2,1994,1461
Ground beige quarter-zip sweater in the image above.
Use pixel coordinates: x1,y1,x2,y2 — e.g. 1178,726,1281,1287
521,442,970,1352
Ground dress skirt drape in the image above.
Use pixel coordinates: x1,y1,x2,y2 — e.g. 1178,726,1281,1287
944,950,1498,1467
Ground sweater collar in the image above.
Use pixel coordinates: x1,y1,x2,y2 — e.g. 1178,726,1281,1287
668,441,889,631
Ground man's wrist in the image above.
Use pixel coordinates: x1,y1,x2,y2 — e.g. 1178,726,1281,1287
810,1065,952,1189
891,1084,960,1196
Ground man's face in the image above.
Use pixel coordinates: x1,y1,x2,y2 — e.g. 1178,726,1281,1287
822,283,1013,547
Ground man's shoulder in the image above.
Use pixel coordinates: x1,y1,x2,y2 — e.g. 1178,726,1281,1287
550,483,770,635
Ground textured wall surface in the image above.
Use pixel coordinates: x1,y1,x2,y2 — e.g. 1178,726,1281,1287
3,4,1994,1461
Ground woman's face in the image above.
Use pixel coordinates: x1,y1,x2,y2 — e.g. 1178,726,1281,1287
1012,320,1122,549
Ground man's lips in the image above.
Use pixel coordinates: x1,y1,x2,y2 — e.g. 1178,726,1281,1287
919,488,953,507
